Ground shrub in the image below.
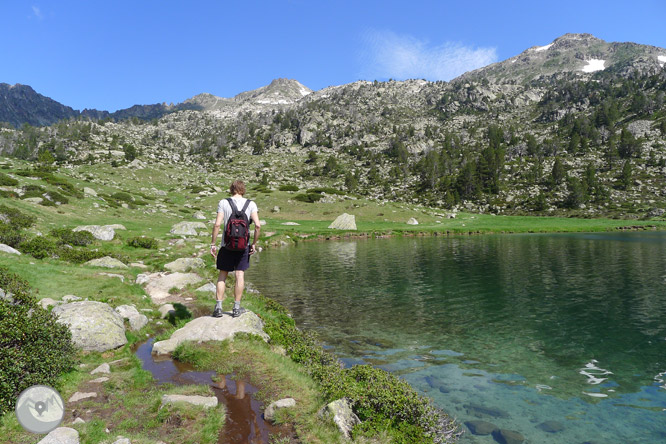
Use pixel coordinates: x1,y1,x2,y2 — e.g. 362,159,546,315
278,184,299,192
0,205,35,229
0,267,76,416
50,228,95,246
0,225,25,248
307,187,346,195
21,184,46,199
58,248,107,264
294,193,323,203
18,236,58,259
111,191,133,203
45,190,69,205
15,170,82,198
126,236,158,249
0,172,18,186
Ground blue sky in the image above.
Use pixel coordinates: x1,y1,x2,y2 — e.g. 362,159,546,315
1,1,665,112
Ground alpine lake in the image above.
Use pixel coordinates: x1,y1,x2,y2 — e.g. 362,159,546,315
249,232,666,444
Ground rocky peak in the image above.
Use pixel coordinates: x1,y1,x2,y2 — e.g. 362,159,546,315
234,78,313,105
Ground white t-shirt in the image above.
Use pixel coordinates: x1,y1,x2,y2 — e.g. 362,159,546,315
216,197,258,245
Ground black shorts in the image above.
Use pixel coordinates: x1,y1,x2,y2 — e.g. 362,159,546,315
216,247,250,272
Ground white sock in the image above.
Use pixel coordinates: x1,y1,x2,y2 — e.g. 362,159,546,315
234,301,240,310
215,300,222,309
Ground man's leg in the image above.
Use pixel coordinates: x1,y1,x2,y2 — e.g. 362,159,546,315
232,270,245,316
213,270,228,317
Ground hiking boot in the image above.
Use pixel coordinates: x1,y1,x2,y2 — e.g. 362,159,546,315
212,307,223,318
232,307,243,318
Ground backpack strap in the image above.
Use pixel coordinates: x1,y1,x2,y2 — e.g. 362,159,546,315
227,197,239,215
241,199,251,213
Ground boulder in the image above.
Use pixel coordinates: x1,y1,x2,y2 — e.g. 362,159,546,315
328,213,357,230
85,256,128,269
0,243,21,255
170,221,207,236
115,304,149,331
73,225,115,241
164,257,206,272
272,206,280,213
406,217,419,225
319,398,360,440
264,398,296,422
161,394,217,409
83,187,97,197
139,272,204,303
152,312,269,355
37,427,79,444
195,283,217,293
52,301,127,351
492,429,525,444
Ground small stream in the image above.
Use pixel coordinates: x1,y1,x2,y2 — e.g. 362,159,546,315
134,338,290,443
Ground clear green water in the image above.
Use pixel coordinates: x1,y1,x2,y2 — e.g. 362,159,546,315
249,233,666,443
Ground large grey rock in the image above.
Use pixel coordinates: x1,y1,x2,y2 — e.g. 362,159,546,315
115,304,149,331
73,225,115,241
152,312,269,355
406,217,419,225
328,213,357,230
0,243,21,255
161,394,217,409
319,398,360,440
170,221,207,236
139,272,204,303
52,301,127,351
85,256,128,269
164,257,206,272
37,427,79,444
264,398,296,422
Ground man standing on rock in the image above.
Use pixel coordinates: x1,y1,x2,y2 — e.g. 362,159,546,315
210,180,260,318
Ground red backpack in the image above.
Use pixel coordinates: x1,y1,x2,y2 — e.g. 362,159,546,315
224,198,252,251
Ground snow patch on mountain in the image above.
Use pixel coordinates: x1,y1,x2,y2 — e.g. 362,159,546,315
658,55,666,67
534,43,553,52
582,59,605,73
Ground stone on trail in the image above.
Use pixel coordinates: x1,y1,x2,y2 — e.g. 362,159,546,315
138,272,204,303
195,283,216,293
170,221,207,236
115,304,149,331
164,257,205,272
492,428,525,444
0,243,21,255
152,311,269,355
406,217,419,225
161,394,218,409
37,427,79,444
85,256,128,269
52,301,127,352
328,213,357,230
465,420,498,435
90,363,110,375
73,225,116,241
68,392,97,403
319,398,360,440
264,398,296,423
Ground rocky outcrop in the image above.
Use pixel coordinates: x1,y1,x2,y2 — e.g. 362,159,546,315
52,301,127,351
328,213,357,230
152,312,269,355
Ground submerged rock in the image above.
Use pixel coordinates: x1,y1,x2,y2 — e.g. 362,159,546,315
52,301,127,352
464,403,510,419
492,428,525,444
465,420,497,435
537,420,564,433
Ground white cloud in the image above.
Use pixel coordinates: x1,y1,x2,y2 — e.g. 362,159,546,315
31,6,44,20
359,30,497,81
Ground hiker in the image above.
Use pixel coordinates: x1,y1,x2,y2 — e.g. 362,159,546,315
210,180,260,318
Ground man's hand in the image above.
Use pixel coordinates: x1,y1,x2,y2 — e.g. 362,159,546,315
210,245,217,258
249,244,256,255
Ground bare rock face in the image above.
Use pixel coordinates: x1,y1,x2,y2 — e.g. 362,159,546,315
37,427,80,444
52,301,127,352
319,398,360,440
138,272,204,302
73,225,116,241
164,257,206,272
328,213,357,230
152,311,269,355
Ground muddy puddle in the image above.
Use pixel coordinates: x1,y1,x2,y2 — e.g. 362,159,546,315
135,338,292,443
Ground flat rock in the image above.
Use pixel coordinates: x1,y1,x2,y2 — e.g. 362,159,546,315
158,303,176,318
164,257,206,272
281,222,300,225
319,398,360,440
105,224,126,230
85,256,128,269
465,420,498,435
139,272,204,302
115,304,149,331
90,363,110,375
264,398,296,422
73,225,115,241
68,392,97,403
0,243,21,255
52,301,127,352
161,394,217,409
492,428,525,444
170,221,206,236
406,217,419,225
328,213,357,230
537,420,564,433
195,283,217,293
37,427,79,444
152,312,269,355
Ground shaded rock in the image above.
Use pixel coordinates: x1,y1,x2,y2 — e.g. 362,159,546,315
264,398,296,422
85,256,128,269
73,225,115,241
319,398,360,440
196,283,217,293
90,363,110,375
0,243,21,255
115,304,149,331
161,394,217,409
158,303,176,318
328,213,357,230
68,392,97,403
465,420,498,435
52,301,127,351
170,221,206,236
164,257,205,272
39,298,59,309
152,311,269,355
37,427,79,444
464,403,510,418
139,272,204,302
538,420,564,433
492,429,525,444
83,187,97,196
406,217,419,225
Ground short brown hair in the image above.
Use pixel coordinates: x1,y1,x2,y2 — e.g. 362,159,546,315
230,180,246,196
